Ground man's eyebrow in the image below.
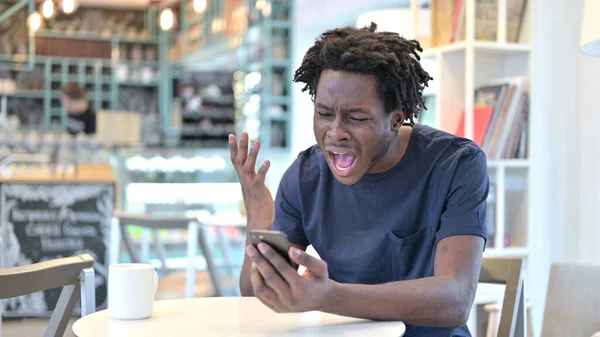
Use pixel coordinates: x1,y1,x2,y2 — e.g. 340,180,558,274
315,103,332,110
315,103,368,113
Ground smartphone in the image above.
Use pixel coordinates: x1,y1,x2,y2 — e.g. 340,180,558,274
249,229,292,265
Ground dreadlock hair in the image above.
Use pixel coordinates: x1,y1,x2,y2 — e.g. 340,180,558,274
293,22,433,125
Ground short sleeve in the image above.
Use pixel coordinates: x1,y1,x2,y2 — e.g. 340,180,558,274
435,149,489,248
271,158,310,248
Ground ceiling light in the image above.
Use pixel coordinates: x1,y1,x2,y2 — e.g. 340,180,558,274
193,0,207,13
61,0,78,15
262,2,271,16
159,8,175,31
41,0,55,19
27,12,43,32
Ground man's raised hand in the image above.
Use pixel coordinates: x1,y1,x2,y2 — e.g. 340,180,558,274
229,132,275,231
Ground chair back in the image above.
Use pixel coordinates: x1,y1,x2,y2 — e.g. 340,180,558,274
112,209,197,265
113,204,215,265
145,203,215,217
541,262,600,337
113,209,193,230
0,254,96,337
111,207,225,297
479,257,526,337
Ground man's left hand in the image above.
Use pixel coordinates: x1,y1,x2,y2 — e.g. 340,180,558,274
245,242,336,313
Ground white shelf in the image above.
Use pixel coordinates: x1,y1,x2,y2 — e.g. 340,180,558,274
483,247,529,258
421,41,531,59
487,159,530,169
422,41,470,58
412,0,534,334
471,41,531,55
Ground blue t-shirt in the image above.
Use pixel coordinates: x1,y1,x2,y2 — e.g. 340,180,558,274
272,123,489,337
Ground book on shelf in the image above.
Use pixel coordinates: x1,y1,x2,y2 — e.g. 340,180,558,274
431,0,457,47
431,0,528,46
455,76,529,159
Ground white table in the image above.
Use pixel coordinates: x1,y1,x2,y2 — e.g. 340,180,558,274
73,297,406,337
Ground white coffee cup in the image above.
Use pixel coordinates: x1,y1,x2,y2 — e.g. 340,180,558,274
108,263,158,320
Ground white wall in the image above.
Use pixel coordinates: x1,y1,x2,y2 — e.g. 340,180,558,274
577,54,600,264
529,0,600,334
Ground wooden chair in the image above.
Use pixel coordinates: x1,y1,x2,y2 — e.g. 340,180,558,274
0,254,95,337
143,203,215,276
484,300,533,337
478,257,526,337
540,262,600,337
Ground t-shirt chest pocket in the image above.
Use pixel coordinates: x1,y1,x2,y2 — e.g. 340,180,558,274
386,226,435,281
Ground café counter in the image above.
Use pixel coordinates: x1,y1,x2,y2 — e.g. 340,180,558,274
0,164,115,318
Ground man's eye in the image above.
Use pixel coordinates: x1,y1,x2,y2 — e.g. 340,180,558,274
349,117,368,122
317,112,333,117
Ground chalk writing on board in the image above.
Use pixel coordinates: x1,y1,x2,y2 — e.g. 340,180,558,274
0,183,113,317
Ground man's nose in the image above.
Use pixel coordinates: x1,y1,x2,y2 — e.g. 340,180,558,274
326,118,350,141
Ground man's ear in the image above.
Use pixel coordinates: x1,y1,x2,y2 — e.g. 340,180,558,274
390,109,405,131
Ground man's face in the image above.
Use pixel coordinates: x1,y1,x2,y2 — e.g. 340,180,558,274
313,69,401,185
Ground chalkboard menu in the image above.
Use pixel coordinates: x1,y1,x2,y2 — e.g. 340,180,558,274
0,183,114,317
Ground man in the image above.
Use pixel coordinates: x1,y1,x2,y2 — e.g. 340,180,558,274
229,23,489,336
60,82,96,135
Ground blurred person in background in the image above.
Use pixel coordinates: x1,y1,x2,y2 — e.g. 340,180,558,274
60,82,96,135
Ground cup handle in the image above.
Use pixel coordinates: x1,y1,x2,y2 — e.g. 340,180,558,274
153,270,158,297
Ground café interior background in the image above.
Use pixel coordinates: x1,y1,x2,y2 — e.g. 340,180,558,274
0,0,599,336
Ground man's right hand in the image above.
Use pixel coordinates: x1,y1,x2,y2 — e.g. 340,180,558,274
229,132,274,231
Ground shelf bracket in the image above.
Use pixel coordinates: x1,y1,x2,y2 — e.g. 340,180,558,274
0,0,28,25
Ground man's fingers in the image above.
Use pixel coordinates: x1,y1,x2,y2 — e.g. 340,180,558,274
236,132,249,167
247,245,291,298
289,247,328,278
228,134,238,164
257,242,300,288
253,160,270,188
243,140,260,174
250,263,280,312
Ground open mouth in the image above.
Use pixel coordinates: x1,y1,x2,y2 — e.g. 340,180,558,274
328,151,357,177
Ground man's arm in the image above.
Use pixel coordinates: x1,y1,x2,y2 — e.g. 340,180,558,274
322,235,484,328
229,131,308,296
248,234,483,328
241,147,309,296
